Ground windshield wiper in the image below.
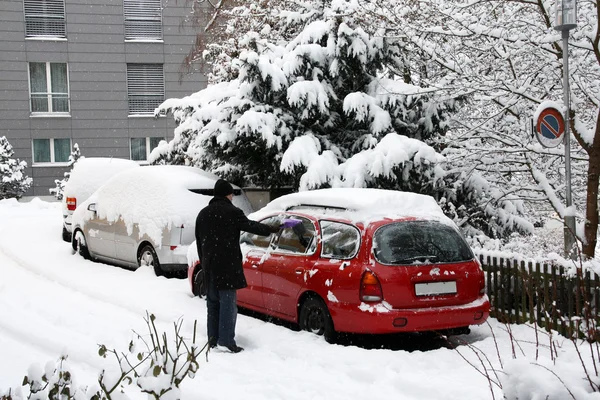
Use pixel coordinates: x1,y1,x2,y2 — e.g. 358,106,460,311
388,255,439,264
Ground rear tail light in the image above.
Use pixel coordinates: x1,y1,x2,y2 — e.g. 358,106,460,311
170,246,178,251
66,197,77,211
360,271,383,302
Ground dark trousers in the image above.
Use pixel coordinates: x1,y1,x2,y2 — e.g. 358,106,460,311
206,273,238,347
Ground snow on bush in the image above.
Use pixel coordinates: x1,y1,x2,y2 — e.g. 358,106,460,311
0,136,32,200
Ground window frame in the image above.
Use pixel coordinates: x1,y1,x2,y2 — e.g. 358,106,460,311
28,61,70,115
32,138,72,165
319,220,361,260
123,0,163,41
126,64,165,116
23,0,67,39
271,215,317,256
129,137,165,162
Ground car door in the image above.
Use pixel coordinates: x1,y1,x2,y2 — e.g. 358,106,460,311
262,215,317,318
114,219,138,264
238,215,283,310
83,203,116,259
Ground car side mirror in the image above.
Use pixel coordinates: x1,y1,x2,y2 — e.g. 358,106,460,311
87,203,97,213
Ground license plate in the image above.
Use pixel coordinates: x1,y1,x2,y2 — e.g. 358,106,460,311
415,281,457,296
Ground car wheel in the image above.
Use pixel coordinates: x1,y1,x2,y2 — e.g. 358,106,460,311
138,244,162,276
74,230,90,260
62,226,72,243
192,266,206,297
299,296,337,343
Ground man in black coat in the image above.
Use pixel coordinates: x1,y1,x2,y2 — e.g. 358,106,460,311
195,179,280,353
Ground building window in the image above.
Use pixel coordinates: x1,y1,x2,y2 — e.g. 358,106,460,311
127,64,164,115
29,62,69,113
33,138,71,163
24,0,66,38
123,0,162,41
130,137,164,161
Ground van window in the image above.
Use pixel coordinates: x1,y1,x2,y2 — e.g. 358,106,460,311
320,221,360,259
373,221,473,265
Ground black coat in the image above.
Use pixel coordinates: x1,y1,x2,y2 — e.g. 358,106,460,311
195,197,277,290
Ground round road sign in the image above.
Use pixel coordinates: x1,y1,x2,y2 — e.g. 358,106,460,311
535,107,564,148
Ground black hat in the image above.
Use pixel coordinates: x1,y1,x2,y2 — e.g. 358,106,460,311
214,179,234,197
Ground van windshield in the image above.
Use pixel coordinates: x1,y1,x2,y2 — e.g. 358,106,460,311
373,221,473,265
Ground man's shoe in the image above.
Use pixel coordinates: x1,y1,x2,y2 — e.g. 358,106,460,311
208,338,217,349
224,344,244,353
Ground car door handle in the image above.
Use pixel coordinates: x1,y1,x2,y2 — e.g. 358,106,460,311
295,268,303,275
252,264,259,269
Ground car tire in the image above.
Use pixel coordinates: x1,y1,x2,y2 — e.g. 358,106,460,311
192,266,206,297
62,226,72,243
299,296,337,343
138,244,162,276
73,230,90,260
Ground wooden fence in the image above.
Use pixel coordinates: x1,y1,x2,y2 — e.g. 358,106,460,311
476,253,600,340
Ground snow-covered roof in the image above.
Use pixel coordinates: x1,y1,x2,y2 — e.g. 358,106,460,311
253,188,452,225
64,157,139,204
72,165,247,244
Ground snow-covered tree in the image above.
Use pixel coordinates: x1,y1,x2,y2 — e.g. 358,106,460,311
155,0,531,238
49,143,82,201
358,0,599,257
0,136,32,200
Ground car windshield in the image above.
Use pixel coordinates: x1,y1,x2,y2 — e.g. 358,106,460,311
373,221,473,265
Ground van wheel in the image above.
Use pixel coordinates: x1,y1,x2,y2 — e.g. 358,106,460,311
138,244,162,276
74,230,90,260
299,296,337,343
192,266,205,297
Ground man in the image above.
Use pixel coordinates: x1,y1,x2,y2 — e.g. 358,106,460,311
195,179,280,353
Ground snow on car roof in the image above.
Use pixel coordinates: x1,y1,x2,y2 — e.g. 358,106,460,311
73,165,239,245
64,157,139,201
254,188,452,225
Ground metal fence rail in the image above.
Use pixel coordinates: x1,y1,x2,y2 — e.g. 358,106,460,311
476,252,600,339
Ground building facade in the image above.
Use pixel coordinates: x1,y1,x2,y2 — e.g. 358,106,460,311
0,0,206,197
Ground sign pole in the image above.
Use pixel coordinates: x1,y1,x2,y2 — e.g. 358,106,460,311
561,28,577,259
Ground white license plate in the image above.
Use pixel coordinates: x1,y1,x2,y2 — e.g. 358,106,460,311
415,281,457,296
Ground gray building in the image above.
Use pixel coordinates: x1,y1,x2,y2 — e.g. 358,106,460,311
0,0,206,197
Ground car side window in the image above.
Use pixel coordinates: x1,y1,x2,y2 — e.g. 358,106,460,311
240,216,282,249
275,216,316,255
320,220,360,259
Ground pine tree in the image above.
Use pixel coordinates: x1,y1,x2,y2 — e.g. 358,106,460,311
0,136,32,200
49,143,82,200
154,0,529,239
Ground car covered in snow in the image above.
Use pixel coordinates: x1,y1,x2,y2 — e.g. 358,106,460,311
188,188,489,341
61,157,139,242
72,165,253,275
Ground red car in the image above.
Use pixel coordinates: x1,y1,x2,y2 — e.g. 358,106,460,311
188,188,489,341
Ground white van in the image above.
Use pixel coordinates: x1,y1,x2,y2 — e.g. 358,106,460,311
71,165,253,276
61,158,139,241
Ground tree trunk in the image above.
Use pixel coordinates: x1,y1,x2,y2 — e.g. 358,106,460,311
582,118,600,259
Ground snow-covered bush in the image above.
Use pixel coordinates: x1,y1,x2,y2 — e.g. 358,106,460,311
49,143,82,201
0,136,32,200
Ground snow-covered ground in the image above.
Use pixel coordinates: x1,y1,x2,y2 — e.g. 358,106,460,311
1,198,599,399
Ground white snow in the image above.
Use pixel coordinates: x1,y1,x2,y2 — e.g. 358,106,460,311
1,199,600,400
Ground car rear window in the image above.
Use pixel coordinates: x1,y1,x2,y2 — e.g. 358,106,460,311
373,221,473,265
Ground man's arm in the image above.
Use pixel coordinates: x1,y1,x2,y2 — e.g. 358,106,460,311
236,208,279,236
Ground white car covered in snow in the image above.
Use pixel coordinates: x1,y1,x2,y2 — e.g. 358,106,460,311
71,165,253,275
61,157,139,242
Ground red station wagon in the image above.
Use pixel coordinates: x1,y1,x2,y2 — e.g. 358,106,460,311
188,188,489,341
